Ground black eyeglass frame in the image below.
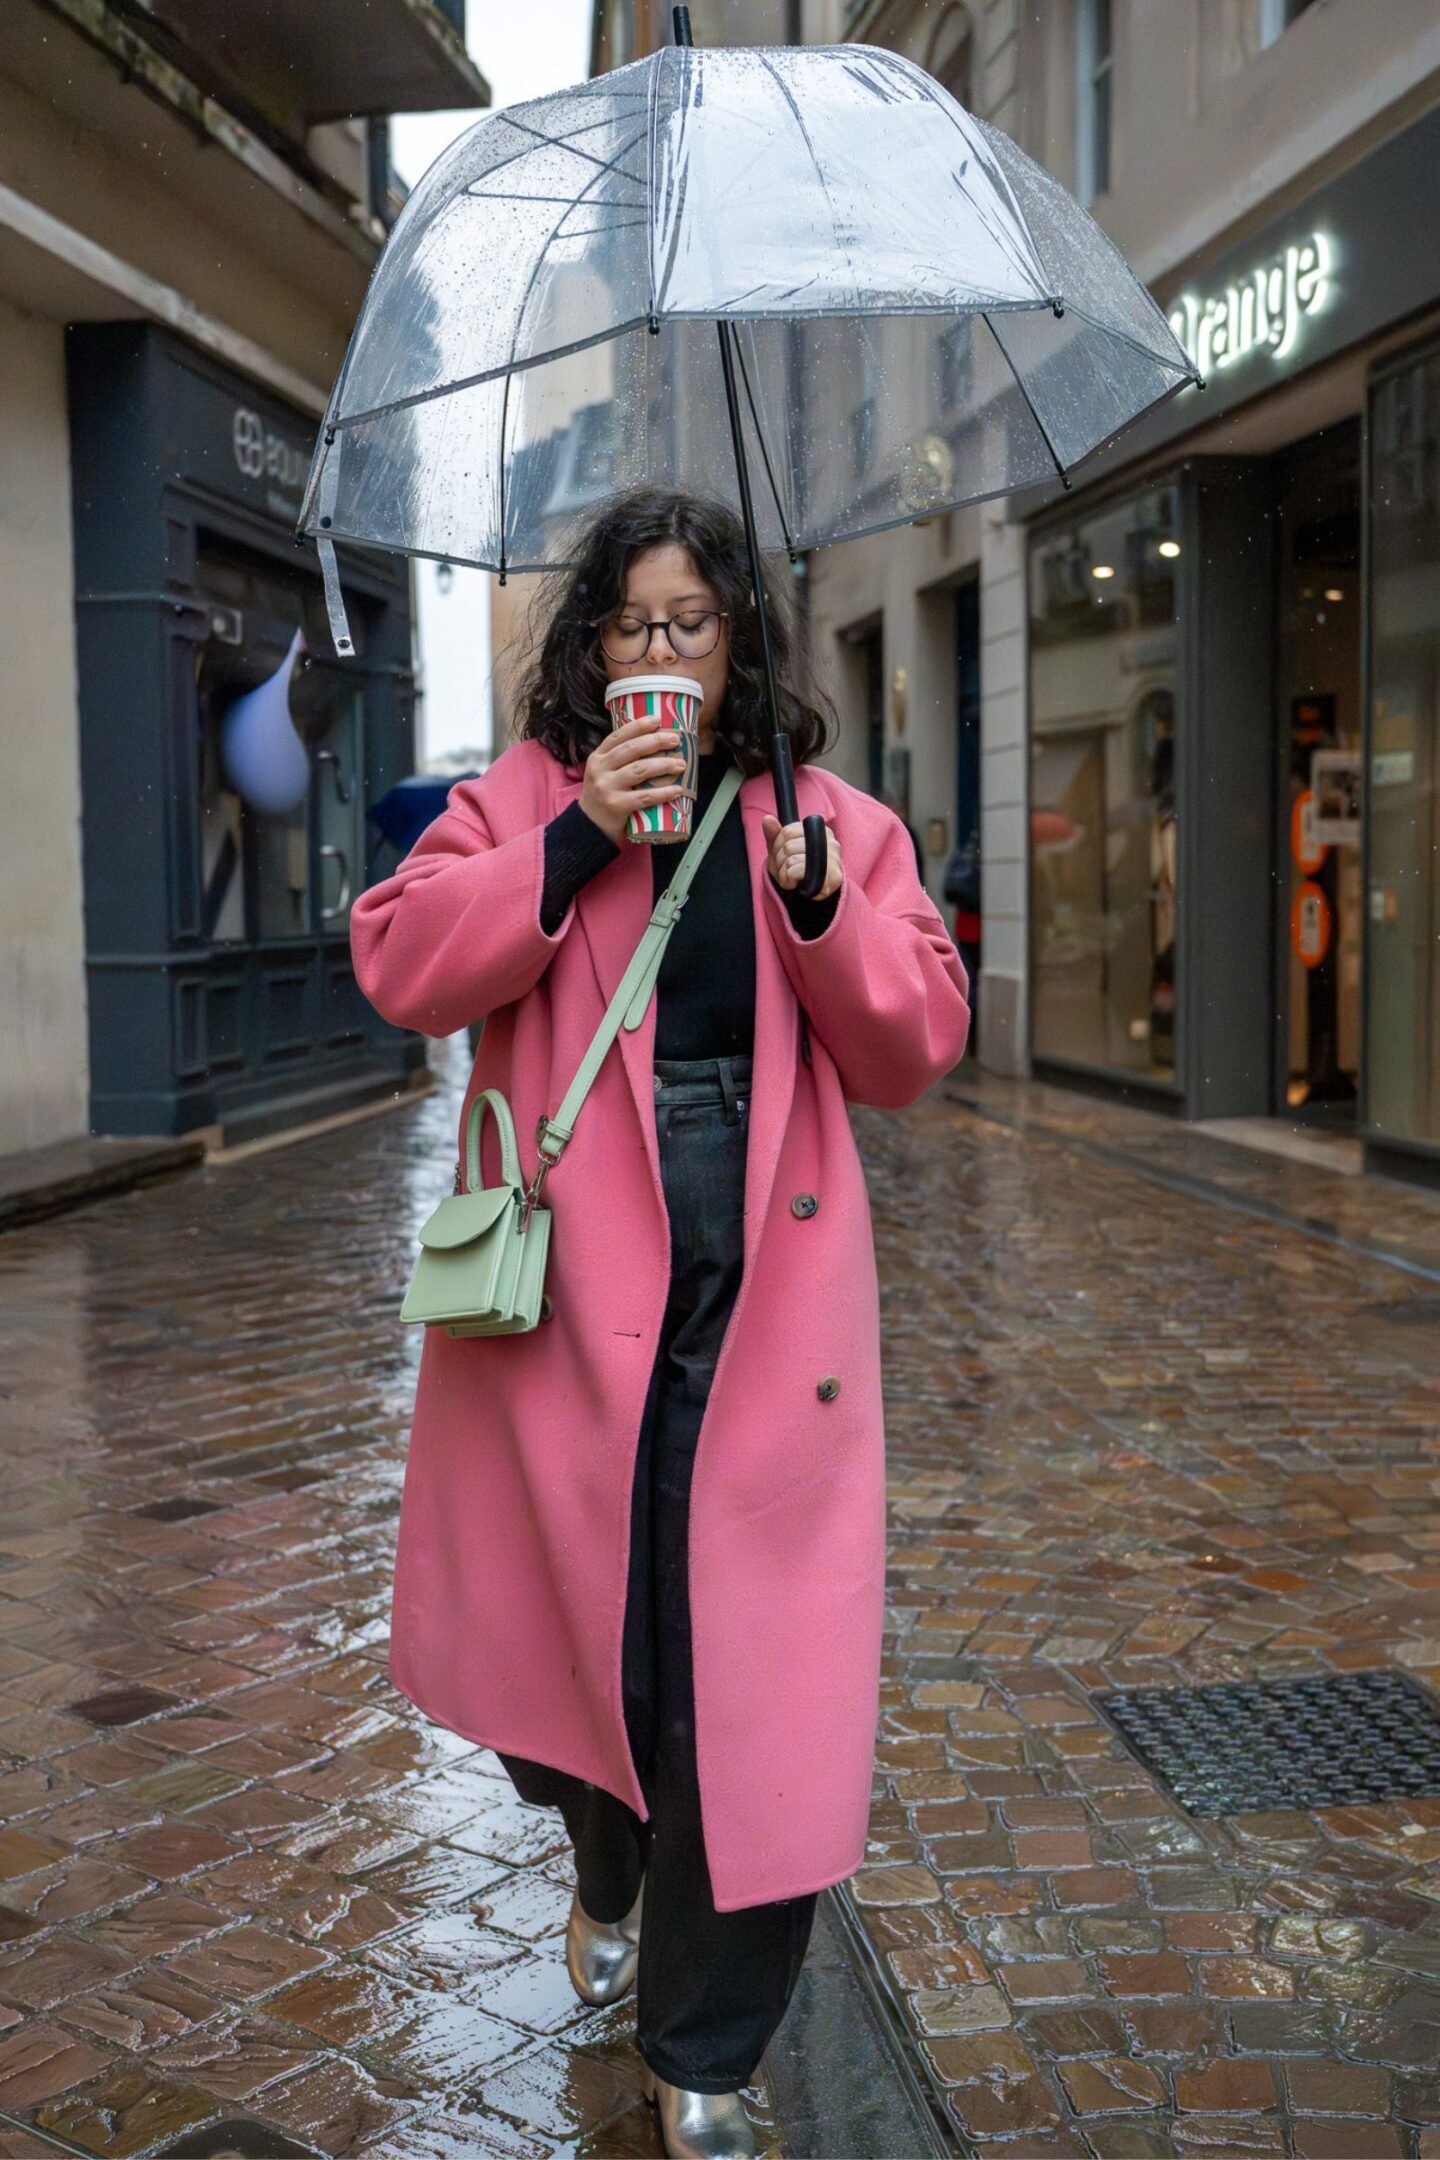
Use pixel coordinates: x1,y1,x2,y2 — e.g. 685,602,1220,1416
591,609,730,663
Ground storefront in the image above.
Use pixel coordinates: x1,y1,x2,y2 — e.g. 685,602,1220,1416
68,323,424,1140
1024,102,1440,1186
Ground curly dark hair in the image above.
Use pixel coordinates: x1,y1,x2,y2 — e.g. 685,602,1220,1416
512,485,836,778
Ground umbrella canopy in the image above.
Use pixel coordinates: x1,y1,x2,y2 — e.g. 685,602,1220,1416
298,41,1198,588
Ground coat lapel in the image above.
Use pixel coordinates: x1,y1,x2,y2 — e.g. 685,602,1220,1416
549,769,798,1273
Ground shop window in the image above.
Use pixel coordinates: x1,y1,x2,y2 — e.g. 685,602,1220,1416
1028,483,1181,1080
1075,0,1112,205
194,542,367,950
1367,344,1440,1149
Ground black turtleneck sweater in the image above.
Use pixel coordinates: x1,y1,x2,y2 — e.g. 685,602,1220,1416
539,746,838,1061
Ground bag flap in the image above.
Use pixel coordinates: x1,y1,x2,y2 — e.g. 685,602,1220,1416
416,1187,517,1249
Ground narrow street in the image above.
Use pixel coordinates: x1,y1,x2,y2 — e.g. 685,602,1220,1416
0,1047,1436,2158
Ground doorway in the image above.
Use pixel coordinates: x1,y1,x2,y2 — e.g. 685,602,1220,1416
1273,421,1362,1124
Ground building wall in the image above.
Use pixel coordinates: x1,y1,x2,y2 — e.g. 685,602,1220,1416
0,6,417,1154
1024,0,1440,287
807,0,1440,1086
0,36,365,393
0,296,88,1154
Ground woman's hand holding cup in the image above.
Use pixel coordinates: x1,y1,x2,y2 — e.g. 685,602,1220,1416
581,716,689,846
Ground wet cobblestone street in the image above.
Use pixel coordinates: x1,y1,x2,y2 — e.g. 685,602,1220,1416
0,1045,1436,2157
862,1071,1440,2158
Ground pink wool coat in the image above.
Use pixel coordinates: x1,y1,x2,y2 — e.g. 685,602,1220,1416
350,736,971,1910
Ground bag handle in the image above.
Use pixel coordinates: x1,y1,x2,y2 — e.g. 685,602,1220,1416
519,763,743,1225
464,1088,524,1194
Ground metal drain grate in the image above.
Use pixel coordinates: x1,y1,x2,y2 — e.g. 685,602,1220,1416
1093,1671,1440,1817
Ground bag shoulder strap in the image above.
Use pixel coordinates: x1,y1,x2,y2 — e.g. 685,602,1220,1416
531,763,743,1187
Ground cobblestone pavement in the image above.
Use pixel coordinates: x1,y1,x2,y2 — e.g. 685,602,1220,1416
862,1074,1440,2159
0,1051,779,2160
0,1046,1436,2157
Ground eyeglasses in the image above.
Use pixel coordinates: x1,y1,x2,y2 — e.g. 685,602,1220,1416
595,610,728,664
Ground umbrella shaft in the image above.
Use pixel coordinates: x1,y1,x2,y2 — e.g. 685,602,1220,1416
715,318,799,826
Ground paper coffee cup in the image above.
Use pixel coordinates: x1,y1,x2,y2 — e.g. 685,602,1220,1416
603,674,704,844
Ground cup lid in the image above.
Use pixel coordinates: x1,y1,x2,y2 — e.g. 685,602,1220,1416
603,674,705,709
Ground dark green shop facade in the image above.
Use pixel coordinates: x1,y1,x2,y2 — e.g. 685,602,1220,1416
68,324,424,1142
1023,103,1440,1188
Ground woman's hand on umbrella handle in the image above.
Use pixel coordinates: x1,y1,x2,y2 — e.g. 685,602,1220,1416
581,718,689,845
763,813,843,902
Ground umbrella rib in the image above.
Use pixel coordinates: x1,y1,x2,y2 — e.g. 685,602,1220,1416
650,43,690,321
498,367,511,579
468,190,648,210
326,319,649,432
461,106,650,199
646,45,664,319
498,111,649,186
1058,300,1200,382
732,326,797,558
982,312,1069,485
541,126,649,247
554,220,648,238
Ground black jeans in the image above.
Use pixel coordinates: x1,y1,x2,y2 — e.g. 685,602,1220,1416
499,1052,818,2092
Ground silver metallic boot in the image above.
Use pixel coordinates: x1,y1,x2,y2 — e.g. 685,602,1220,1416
564,1875,645,2006
641,2063,758,2159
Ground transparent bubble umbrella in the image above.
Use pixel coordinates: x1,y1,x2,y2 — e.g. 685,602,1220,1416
299,4,1200,895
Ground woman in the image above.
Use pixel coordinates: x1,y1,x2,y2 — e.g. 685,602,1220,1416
350,486,970,2158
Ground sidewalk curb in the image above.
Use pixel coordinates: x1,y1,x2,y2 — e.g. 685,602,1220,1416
764,1888,957,2159
945,1083,1440,1287
0,1134,206,1233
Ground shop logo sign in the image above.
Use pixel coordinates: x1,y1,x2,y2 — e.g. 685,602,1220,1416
1167,232,1332,380
231,406,308,501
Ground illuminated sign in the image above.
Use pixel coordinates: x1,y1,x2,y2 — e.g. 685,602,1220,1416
1167,233,1333,380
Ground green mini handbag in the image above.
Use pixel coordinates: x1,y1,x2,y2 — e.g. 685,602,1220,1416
400,765,743,1340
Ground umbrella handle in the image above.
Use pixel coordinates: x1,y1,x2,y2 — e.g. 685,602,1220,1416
771,733,830,901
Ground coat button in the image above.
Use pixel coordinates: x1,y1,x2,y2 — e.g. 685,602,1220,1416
817,1375,841,1401
791,1192,819,1218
